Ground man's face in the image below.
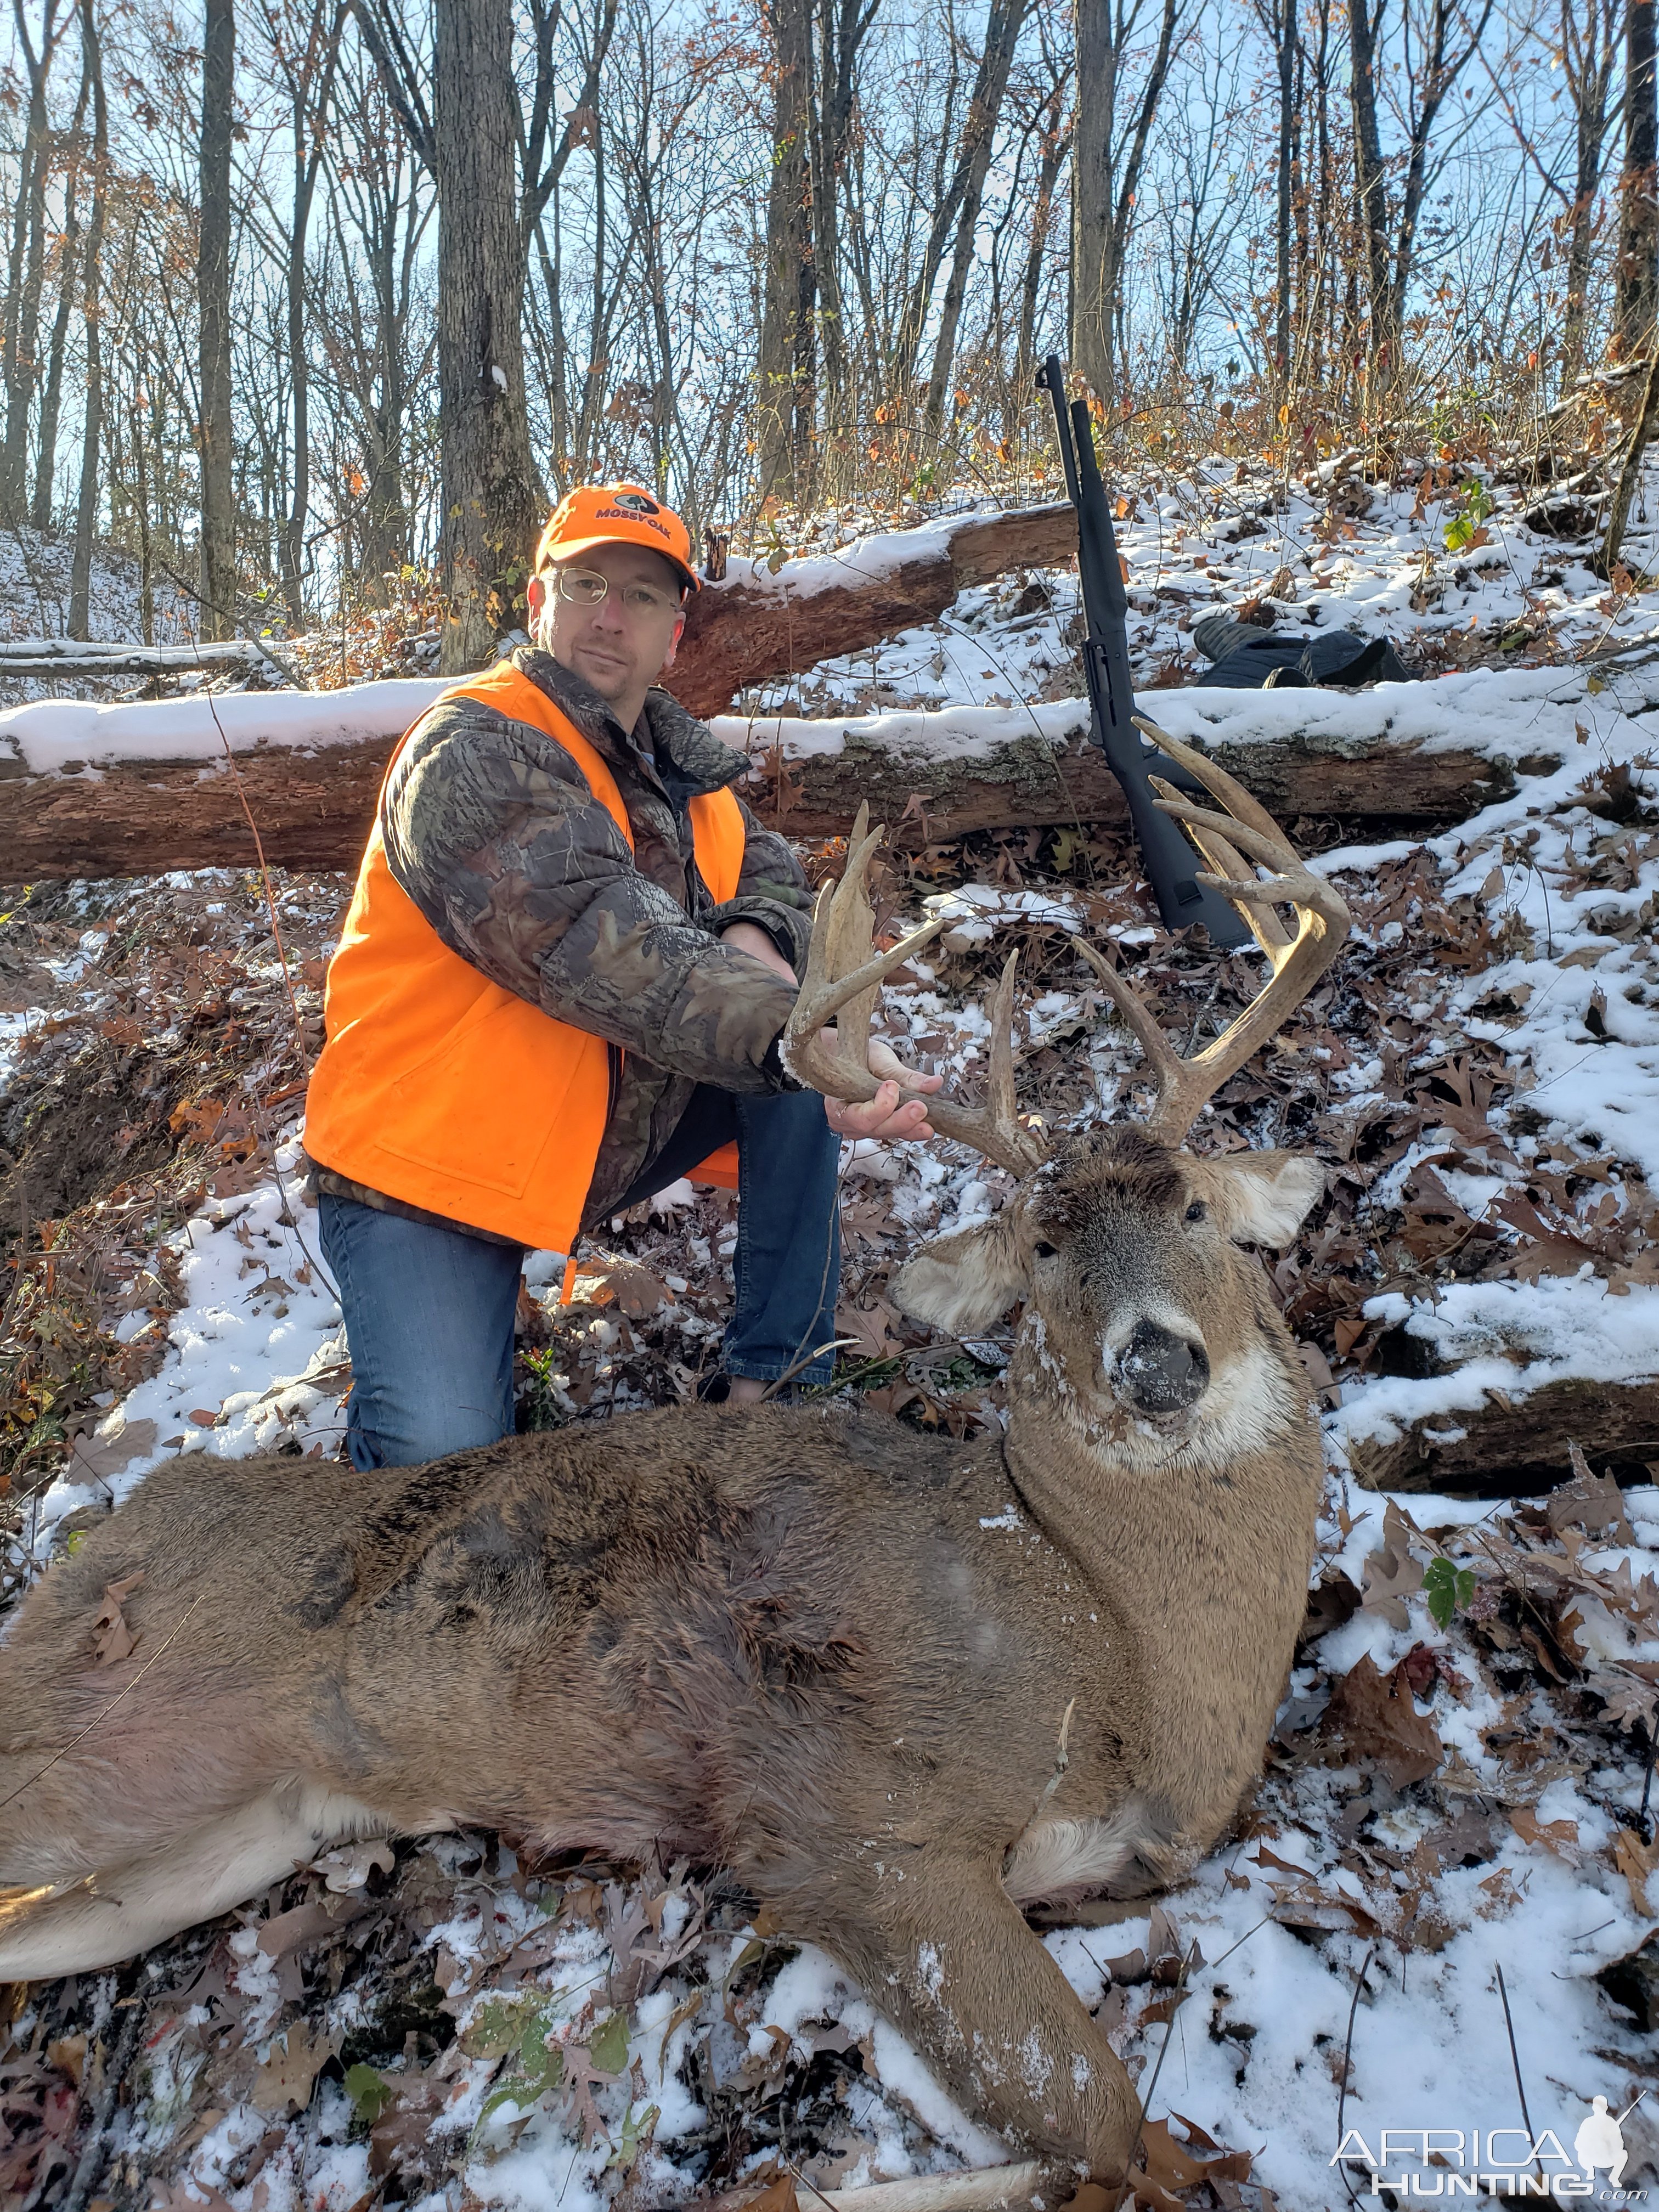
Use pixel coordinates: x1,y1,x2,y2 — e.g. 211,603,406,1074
527,541,686,713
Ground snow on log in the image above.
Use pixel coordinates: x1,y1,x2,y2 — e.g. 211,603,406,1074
670,500,1079,718
0,678,1526,879
1344,1376,1659,1492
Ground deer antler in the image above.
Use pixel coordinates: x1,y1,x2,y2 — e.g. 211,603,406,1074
1071,716,1352,1145
785,804,1048,1176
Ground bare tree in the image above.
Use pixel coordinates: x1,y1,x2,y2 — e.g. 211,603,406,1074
355,0,613,668
1,0,71,527
69,0,108,634
1349,0,1497,400
199,0,238,637
757,0,816,503
920,0,1035,439
1616,0,1658,351
1069,0,1187,408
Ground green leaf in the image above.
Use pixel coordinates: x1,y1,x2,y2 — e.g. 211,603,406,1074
343,2062,394,2124
607,2100,661,2172
1423,1555,1475,1630
589,2008,630,2075
460,1991,555,2061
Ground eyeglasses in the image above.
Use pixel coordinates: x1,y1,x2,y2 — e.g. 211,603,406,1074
549,566,682,617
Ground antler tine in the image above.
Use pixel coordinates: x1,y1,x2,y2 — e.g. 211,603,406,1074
1148,780,1295,958
1068,720,1351,1144
785,809,1047,1178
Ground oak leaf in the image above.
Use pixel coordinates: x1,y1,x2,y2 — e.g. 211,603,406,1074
1321,1652,1444,1787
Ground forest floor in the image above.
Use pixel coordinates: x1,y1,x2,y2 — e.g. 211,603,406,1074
1,450,1658,2212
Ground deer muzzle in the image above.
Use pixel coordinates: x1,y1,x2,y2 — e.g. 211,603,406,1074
1113,1318,1211,1415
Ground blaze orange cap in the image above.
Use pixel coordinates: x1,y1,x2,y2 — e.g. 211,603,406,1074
534,482,701,593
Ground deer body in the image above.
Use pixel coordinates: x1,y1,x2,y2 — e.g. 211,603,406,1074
0,732,1348,2192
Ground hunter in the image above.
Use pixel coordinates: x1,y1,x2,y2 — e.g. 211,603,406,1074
302,482,939,1468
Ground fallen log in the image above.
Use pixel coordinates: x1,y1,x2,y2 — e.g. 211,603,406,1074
671,501,1078,719
1344,1376,1659,1494
0,639,266,678
0,503,1077,717
0,682,1525,881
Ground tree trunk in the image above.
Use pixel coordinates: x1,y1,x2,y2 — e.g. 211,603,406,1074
278,10,342,634
1271,0,1295,396
1347,0,1392,395
1,2,69,528
1015,100,1070,414
757,0,817,507
198,0,237,641
69,0,108,640
433,0,544,672
1616,0,1659,356
922,0,1033,441
1069,0,1115,406
1068,0,1182,413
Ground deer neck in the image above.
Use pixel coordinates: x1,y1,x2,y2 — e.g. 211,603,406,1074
1001,1322,1322,1822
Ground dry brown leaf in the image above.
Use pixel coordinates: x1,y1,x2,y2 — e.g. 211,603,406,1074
1613,1828,1659,1919
1510,1806,1581,1859
1321,1652,1444,1787
1547,1441,1637,1545
66,1418,157,1486
251,2019,339,2113
1361,1499,1425,1630
741,2180,801,2212
91,1572,144,1667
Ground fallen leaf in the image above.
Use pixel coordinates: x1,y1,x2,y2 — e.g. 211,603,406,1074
91,1572,144,1667
1321,1652,1444,1787
251,2019,339,2113
66,1418,157,1486
309,1839,395,1893
1613,1828,1659,1918
1361,1498,1425,1629
188,1408,219,1426
1510,1806,1581,1860
1546,1441,1637,1545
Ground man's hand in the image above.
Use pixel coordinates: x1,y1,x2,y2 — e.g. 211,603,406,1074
817,1034,944,1142
721,921,942,1142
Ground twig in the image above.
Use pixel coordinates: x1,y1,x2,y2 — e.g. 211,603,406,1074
1494,1962,1542,2183
1334,1945,1376,2209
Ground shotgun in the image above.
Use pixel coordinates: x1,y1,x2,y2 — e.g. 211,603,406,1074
1040,356,1246,946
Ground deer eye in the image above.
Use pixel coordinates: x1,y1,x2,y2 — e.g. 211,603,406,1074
1184,1200,1207,1223
1033,1240,1058,1259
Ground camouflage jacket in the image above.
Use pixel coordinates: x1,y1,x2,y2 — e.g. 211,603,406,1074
312,647,812,1241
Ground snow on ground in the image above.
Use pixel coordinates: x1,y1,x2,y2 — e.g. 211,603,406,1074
0,523,194,703
3,460,1659,2209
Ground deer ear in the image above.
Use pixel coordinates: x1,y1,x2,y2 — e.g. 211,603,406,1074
891,1210,1026,1333
1213,1152,1324,1249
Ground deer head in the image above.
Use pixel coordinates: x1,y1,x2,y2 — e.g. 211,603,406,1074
785,718,1351,1453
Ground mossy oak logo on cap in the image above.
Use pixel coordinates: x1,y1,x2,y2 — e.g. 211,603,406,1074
610,490,659,515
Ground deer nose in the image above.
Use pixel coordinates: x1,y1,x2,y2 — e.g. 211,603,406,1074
1117,1319,1210,1413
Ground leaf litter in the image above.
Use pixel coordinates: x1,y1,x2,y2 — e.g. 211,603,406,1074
2,531,1659,2206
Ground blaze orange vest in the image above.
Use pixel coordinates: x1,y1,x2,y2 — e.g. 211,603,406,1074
303,661,746,1251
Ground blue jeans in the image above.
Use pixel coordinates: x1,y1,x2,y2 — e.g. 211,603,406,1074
319,1084,840,1469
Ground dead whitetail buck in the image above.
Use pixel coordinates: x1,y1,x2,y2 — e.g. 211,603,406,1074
0,722,1347,2207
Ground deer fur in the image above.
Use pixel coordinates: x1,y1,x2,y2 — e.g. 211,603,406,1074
0,1125,1325,2192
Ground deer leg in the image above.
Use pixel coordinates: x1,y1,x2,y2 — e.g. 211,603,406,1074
809,1856,1139,2188
0,1780,390,1982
